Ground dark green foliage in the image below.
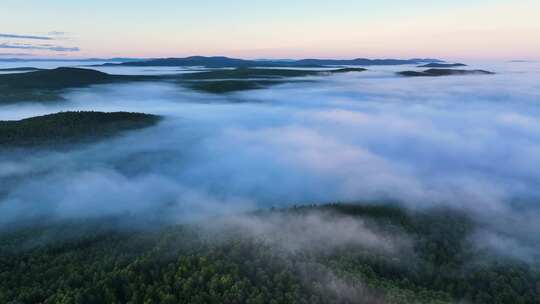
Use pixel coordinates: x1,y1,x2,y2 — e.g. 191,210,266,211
184,80,287,94
0,67,44,72
397,69,495,77
0,68,114,103
328,68,368,73
182,68,315,79
0,223,341,304
0,68,151,103
0,67,114,90
417,63,467,68
180,67,366,93
303,204,540,304
0,89,63,103
0,66,368,102
181,67,365,80
0,111,161,148
0,204,537,303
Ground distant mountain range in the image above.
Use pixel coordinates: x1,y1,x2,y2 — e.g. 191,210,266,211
0,58,143,62
0,55,445,67
97,56,444,68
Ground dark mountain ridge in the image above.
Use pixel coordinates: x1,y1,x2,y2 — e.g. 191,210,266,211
398,69,495,77
0,67,44,72
418,63,467,68
0,67,116,90
101,56,444,68
0,66,368,100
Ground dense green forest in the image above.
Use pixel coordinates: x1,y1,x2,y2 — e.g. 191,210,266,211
0,111,160,148
0,204,537,304
397,69,494,77
0,68,145,103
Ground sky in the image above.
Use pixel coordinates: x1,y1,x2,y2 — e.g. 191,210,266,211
1,0,539,60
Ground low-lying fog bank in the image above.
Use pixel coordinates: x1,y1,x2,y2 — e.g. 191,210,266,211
0,62,539,262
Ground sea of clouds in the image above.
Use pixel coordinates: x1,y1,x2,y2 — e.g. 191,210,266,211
0,61,539,261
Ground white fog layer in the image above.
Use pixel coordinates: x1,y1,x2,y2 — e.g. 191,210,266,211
1,62,539,260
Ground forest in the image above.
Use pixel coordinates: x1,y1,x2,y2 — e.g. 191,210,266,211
0,67,368,102
2,2,538,303
1,204,538,304
0,111,161,148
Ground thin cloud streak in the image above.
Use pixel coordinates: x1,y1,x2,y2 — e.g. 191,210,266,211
0,53,35,57
0,33,52,40
0,43,80,52
47,31,67,36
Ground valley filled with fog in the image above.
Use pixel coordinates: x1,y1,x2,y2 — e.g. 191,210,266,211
1,61,540,303
2,62,540,213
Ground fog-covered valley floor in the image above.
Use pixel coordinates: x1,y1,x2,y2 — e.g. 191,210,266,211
1,61,540,303
2,62,540,217
2,62,540,245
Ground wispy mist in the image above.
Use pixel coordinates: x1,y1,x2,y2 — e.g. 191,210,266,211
1,62,539,261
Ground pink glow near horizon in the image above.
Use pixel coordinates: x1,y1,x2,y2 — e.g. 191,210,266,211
2,1,539,61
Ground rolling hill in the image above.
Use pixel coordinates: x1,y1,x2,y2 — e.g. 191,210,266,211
0,111,161,148
398,69,495,77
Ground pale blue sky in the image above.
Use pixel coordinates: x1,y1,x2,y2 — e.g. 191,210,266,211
1,0,539,60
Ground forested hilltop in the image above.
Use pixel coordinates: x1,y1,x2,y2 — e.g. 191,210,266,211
0,67,367,103
1,204,538,304
0,111,161,148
